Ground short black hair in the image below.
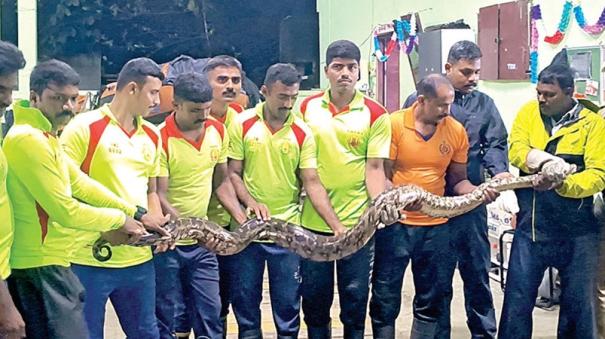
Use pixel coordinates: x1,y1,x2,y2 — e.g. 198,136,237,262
326,40,361,65
30,59,80,95
203,55,242,74
447,40,482,64
173,73,213,103
0,41,25,76
116,57,164,90
538,64,575,93
417,74,454,99
264,63,301,87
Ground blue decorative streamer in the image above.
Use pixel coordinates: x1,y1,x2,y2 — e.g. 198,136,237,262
530,51,539,84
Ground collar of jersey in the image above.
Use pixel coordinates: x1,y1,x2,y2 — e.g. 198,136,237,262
321,89,364,116
99,104,144,133
403,102,418,130
13,100,53,133
253,102,295,126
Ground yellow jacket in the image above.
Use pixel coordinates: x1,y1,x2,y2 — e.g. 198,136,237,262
509,100,605,240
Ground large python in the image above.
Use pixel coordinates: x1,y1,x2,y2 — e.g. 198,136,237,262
92,161,575,262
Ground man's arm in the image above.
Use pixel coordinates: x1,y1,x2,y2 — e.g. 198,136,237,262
68,160,137,217
447,162,498,202
555,117,605,198
447,162,476,195
481,99,509,176
365,158,388,200
213,162,247,225
157,176,179,221
147,177,163,215
228,159,270,220
4,133,126,232
0,280,25,338
384,159,395,183
300,168,346,236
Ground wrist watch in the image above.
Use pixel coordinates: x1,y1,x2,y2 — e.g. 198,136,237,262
134,206,148,221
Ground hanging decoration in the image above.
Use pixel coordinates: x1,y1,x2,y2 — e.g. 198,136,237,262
543,0,573,44
372,14,418,62
573,4,605,35
406,14,418,55
530,5,542,83
373,30,398,62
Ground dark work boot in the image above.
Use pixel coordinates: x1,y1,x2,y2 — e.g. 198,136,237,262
343,326,365,339
410,318,437,339
239,328,263,339
307,322,332,339
373,325,395,339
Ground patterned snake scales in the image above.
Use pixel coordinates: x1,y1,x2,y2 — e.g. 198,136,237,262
92,162,575,262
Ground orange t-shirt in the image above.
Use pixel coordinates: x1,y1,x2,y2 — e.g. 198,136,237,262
390,103,469,226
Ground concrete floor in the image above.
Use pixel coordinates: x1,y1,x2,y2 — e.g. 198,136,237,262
104,267,560,338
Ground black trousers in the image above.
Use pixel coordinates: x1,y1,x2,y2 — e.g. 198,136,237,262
8,265,88,339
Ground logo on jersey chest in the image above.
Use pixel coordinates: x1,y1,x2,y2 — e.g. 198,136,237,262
280,141,292,155
346,130,364,149
246,137,261,152
210,147,220,162
108,142,122,155
439,141,452,156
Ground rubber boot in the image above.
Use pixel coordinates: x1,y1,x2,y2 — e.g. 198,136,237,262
373,325,395,339
307,322,332,339
343,326,365,339
410,318,437,339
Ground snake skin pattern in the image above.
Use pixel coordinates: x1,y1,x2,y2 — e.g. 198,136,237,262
92,162,574,262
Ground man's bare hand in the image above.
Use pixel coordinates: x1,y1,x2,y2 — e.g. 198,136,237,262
532,174,562,191
378,205,402,229
330,223,348,237
153,239,176,254
0,295,26,339
482,186,500,203
493,172,513,180
141,213,170,237
246,202,270,221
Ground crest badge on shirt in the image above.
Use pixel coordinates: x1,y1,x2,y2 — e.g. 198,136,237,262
108,143,122,155
280,141,291,155
210,147,220,162
439,141,451,156
142,145,152,162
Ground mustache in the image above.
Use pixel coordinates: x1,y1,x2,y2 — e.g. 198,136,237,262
58,110,74,118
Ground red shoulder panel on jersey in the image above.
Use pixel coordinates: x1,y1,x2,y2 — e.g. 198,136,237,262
364,97,388,127
81,116,111,174
290,123,306,149
205,119,225,140
229,102,245,113
242,116,260,138
142,124,160,148
299,92,324,117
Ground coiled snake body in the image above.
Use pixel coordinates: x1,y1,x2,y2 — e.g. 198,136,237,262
93,165,573,262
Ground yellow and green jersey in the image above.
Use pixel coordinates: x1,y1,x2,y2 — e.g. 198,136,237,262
207,105,242,226
299,90,391,232
228,103,317,225
60,104,161,268
159,113,229,245
4,100,135,269
0,142,13,279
